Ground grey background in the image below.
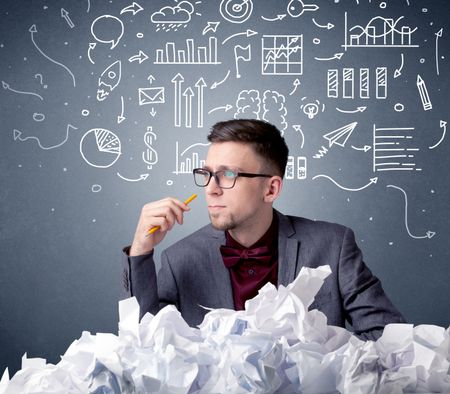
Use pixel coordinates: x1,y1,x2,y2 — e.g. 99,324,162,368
1,0,449,375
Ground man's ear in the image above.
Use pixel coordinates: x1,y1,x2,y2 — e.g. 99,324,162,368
264,176,283,203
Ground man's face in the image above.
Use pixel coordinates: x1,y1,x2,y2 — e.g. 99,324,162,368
203,141,271,232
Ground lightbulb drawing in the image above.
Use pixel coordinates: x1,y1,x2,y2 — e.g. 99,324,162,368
300,98,324,119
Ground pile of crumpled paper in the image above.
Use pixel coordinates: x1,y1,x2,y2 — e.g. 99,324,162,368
1,265,449,393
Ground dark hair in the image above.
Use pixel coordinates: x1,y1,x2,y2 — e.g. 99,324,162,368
207,119,289,177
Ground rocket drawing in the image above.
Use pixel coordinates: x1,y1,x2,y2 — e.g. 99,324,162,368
97,60,121,101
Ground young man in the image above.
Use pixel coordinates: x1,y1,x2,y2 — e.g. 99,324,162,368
122,119,405,340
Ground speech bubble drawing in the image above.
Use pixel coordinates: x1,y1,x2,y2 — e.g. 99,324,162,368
91,15,124,49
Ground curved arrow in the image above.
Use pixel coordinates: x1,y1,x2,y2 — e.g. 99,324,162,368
435,28,443,76
117,172,149,182
387,184,436,239
312,174,378,192
394,53,404,78
29,25,76,87
312,18,334,29
128,50,148,64
429,120,447,149
292,125,305,149
208,104,233,114
88,42,96,64
261,14,286,22
289,79,301,95
314,53,343,61
117,96,125,124
2,80,43,100
120,2,143,15
13,124,77,150
211,70,230,89
336,106,366,114
351,145,371,152
222,30,257,45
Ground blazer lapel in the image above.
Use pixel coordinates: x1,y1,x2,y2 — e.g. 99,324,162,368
276,210,301,287
208,227,235,309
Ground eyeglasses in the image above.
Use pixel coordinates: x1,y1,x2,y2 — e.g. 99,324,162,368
193,168,273,189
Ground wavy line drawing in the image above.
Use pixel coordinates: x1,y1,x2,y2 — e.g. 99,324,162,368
29,25,76,87
312,174,377,192
13,124,77,150
2,80,43,100
387,185,436,239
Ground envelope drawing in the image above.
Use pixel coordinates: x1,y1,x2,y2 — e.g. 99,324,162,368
138,87,165,105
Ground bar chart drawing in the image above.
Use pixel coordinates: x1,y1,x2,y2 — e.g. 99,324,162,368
155,37,221,65
327,67,388,99
173,141,209,175
372,125,421,172
342,13,419,51
262,35,303,75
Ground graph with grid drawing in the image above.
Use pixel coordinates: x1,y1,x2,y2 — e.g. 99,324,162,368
261,35,303,75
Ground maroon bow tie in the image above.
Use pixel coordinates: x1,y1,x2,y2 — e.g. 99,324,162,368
220,245,272,268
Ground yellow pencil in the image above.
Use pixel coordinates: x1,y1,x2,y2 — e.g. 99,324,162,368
147,193,198,236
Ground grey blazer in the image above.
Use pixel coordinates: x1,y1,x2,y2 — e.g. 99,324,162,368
121,210,405,340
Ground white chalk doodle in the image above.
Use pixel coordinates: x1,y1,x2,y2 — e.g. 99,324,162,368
292,124,305,149
234,44,251,78
202,21,220,35
32,113,45,122
151,1,201,32
173,141,209,175
117,173,149,182
289,79,301,95
300,98,324,119
2,80,43,101
313,122,357,159
394,103,404,112
262,90,288,133
87,43,96,64
90,15,124,49
155,37,220,65
142,127,158,170
120,2,144,16
222,29,257,45
210,70,230,89
195,77,207,128
313,174,378,192
429,120,447,150
342,13,419,51
29,25,76,87
351,144,371,152
172,73,184,127
285,156,307,180
13,124,77,150
336,106,366,114
128,50,149,64
234,89,261,119
208,104,233,114
312,18,334,29
394,53,404,78
372,125,421,172
386,185,436,239
435,28,443,76
97,60,122,101
91,184,102,193
118,96,126,124
314,52,344,61
61,8,75,28
262,35,303,75
34,74,47,89
138,87,165,105
220,0,253,24
287,0,318,18
80,128,121,169
261,14,286,22
416,75,432,111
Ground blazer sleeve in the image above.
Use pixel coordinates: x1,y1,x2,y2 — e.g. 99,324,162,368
121,246,177,320
337,228,406,340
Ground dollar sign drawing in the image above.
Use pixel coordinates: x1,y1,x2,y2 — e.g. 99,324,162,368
143,128,158,170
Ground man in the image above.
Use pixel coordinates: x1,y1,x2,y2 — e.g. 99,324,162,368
122,119,405,340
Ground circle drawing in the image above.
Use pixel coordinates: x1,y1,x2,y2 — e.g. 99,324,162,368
80,128,121,168
220,0,253,24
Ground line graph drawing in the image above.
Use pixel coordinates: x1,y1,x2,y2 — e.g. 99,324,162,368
342,12,419,51
155,37,220,65
372,125,421,172
262,35,303,75
312,174,377,192
13,124,77,150
2,81,43,101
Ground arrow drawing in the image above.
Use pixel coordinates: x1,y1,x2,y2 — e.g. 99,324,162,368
387,185,436,239
120,2,144,15
261,14,286,22
312,18,334,29
203,21,220,35
394,53,404,78
117,172,149,182
292,125,305,149
2,80,43,100
29,25,76,87
117,96,125,124
289,79,301,95
313,174,377,192
435,28,443,76
172,73,184,127
211,70,230,89
351,145,371,152
429,120,447,149
61,8,75,28
183,87,194,128
314,53,343,61
13,124,77,150
88,42,96,64
336,106,366,114
222,29,257,45
128,50,149,64
195,77,207,128
208,104,233,114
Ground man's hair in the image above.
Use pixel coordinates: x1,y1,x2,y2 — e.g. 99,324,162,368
207,119,289,177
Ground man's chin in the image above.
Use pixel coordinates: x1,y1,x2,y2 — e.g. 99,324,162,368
209,214,234,231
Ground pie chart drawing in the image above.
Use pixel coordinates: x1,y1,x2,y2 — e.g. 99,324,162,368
80,128,122,168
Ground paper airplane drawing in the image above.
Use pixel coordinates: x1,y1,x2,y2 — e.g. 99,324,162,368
323,121,357,147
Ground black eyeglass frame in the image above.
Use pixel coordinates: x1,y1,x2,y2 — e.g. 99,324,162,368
193,168,273,189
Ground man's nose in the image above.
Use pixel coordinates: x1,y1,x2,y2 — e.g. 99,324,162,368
205,174,222,195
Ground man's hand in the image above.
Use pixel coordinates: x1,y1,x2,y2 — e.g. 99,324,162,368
129,197,191,256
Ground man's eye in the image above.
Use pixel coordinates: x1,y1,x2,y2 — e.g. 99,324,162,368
224,170,236,178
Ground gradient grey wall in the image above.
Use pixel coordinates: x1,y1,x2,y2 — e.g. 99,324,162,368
1,0,449,375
